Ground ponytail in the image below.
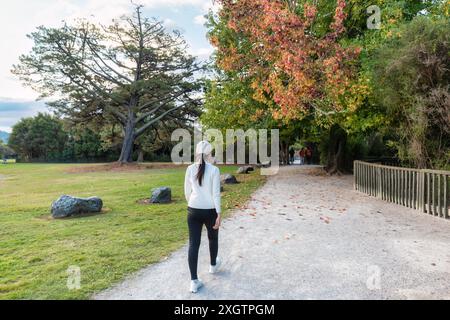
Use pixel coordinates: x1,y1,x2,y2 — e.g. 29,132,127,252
196,154,206,186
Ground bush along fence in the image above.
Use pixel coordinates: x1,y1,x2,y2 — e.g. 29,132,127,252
354,161,450,219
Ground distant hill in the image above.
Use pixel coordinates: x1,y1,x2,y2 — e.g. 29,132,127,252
0,131,10,144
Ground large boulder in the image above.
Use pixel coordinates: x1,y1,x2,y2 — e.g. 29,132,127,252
150,187,172,204
51,195,103,219
237,166,254,174
221,174,238,184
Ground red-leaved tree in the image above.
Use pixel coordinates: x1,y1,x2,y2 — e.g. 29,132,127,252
212,0,361,121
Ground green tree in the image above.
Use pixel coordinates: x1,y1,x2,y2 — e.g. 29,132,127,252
8,113,67,162
0,140,15,159
12,5,203,163
372,16,450,169
61,124,110,162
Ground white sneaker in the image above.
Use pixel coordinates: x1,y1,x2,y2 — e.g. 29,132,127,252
209,257,222,274
190,279,203,293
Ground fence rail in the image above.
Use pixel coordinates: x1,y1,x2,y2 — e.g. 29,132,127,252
354,161,450,219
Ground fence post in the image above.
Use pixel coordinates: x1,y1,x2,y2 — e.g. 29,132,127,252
438,174,442,218
377,166,381,199
420,171,426,213
444,175,448,219
428,172,432,215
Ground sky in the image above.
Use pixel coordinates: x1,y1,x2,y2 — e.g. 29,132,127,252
0,0,218,132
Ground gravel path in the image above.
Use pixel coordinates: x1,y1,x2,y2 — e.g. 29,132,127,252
95,166,450,300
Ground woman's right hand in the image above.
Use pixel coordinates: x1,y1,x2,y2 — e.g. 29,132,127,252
213,214,221,230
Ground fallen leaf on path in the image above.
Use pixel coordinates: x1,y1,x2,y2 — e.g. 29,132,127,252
320,216,331,224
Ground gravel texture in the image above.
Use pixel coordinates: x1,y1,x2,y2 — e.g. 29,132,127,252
95,166,450,300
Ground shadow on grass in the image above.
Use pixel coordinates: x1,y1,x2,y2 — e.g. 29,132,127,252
136,198,179,205
37,208,111,220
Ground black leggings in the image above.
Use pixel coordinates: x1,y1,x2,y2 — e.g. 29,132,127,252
187,207,219,280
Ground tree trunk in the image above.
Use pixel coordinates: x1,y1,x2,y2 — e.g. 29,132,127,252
118,116,135,163
325,124,347,175
137,149,144,163
280,141,289,165
285,143,290,165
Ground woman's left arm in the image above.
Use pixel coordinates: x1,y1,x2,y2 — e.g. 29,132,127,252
184,166,192,203
212,167,221,230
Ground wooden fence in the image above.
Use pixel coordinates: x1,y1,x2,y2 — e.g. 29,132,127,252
354,161,450,219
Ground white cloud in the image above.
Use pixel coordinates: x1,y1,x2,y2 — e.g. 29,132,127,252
194,14,207,25
189,46,214,61
163,18,176,27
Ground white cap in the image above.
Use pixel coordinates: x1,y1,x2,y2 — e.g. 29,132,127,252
196,140,212,155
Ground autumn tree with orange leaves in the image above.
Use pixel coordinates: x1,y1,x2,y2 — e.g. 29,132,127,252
207,0,363,173
211,0,361,120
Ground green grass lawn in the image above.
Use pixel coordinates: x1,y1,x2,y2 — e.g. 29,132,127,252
0,163,266,299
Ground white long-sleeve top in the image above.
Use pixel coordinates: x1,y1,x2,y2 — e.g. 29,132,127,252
184,162,221,214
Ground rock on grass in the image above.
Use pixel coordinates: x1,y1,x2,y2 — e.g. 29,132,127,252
150,187,172,204
51,195,103,219
221,174,238,184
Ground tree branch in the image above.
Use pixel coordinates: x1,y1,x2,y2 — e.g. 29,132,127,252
135,102,192,137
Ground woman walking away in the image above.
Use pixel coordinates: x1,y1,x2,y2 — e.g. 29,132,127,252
184,141,222,293
299,148,306,165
